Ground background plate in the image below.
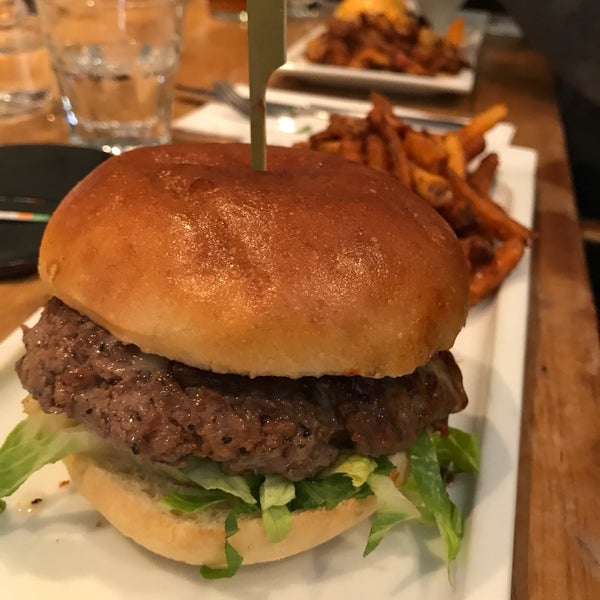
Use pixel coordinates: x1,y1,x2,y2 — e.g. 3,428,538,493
279,10,489,95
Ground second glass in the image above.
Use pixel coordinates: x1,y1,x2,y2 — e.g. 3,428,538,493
36,0,185,154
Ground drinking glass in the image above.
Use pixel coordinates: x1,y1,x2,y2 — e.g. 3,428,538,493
36,0,185,154
0,0,54,117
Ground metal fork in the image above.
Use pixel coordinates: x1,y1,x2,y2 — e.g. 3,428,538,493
212,81,253,117
211,80,329,119
176,80,469,128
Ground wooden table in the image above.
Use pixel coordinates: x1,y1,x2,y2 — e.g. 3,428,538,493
1,2,598,597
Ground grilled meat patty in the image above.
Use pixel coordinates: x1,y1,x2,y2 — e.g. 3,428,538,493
17,298,468,481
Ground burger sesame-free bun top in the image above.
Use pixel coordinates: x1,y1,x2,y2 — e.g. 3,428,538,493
39,143,469,378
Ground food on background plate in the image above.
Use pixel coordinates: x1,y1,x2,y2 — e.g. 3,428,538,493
305,0,467,76
297,93,533,304
0,143,479,579
334,0,408,22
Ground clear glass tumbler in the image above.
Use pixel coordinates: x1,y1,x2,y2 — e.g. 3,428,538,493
36,0,185,153
0,0,54,117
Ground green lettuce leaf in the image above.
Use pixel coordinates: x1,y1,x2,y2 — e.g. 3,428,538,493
183,458,257,505
431,428,480,474
261,504,292,543
260,474,295,509
200,503,257,579
160,488,235,513
259,474,295,542
291,473,372,511
320,453,378,487
373,455,396,475
0,412,104,512
363,473,420,556
408,431,463,567
399,473,434,522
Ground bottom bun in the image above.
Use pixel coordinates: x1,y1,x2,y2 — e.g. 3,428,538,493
62,452,379,567
22,397,391,567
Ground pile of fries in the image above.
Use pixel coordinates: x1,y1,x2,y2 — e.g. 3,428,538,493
305,12,467,77
296,94,533,305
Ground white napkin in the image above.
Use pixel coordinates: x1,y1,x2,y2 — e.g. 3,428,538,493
173,101,324,147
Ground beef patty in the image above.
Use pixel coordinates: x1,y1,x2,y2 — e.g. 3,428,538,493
16,298,468,481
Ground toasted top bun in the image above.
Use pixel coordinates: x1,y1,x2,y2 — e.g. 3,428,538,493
39,143,468,378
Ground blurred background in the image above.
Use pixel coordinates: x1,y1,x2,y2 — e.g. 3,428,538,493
465,0,600,308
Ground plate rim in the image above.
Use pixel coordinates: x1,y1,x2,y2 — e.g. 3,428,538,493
280,10,490,95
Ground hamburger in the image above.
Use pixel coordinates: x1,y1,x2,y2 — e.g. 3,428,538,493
0,143,477,578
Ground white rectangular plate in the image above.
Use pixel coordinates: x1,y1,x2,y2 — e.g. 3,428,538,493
0,142,536,600
279,10,489,95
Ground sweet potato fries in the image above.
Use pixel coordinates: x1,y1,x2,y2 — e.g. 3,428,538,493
297,93,533,304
